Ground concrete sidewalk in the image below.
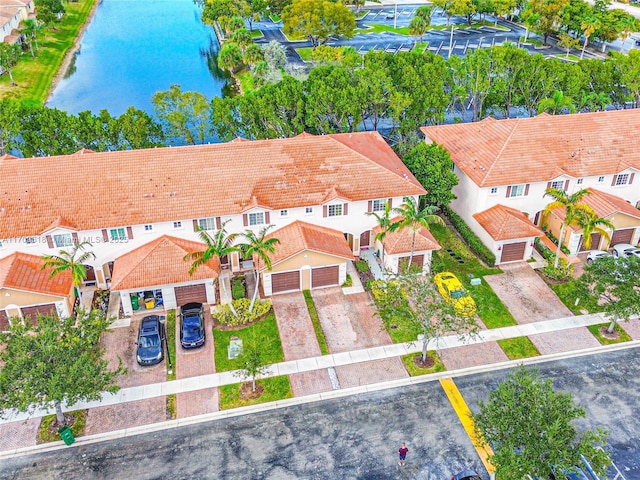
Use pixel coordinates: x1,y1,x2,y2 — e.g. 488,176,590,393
0,311,621,425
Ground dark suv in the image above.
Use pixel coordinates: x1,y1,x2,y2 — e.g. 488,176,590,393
180,303,205,349
136,315,164,366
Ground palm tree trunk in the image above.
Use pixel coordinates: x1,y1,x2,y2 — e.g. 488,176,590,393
408,231,416,273
554,223,566,269
220,276,238,317
249,270,260,312
448,25,454,59
55,402,65,425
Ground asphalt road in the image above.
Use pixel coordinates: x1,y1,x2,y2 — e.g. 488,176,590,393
2,346,639,480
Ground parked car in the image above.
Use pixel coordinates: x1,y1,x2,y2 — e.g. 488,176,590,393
433,272,477,317
452,469,482,480
586,250,611,264
612,243,640,259
180,302,205,349
136,315,164,366
386,11,396,18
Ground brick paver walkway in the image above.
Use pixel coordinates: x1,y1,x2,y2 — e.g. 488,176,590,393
440,342,510,370
0,418,40,451
85,397,167,436
620,318,640,340
336,358,408,388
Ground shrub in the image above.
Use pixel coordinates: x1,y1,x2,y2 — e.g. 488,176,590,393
541,258,573,281
543,229,571,255
355,259,369,273
342,274,353,287
442,206,496,266
231,276,246,300
214,298,272,327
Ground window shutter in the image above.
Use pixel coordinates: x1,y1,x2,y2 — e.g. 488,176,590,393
101,229,109,242
265,211,270,224
343,203,348,215
546,182,552,190
193,219,199,231
46,235,54,248
72,232,79,245
524,184,530,196
629,173,635,185
388,198,393,208
505,186,511,198
216,217,222,229
611,175,617,186
243,214,248,226
564,180,569,191
323,206,328,217
367,201,372,212
126,226,133,239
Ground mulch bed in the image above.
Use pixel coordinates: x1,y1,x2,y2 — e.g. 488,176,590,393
46,414,76,436
240,382,264,400
597,326,620,340
412,354,435,369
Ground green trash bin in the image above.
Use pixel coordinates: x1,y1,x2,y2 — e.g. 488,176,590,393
131,295,139,311
58,425,75,446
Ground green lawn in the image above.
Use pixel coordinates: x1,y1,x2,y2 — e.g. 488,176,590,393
296,47,313,62
519,36,543,46
213,312,284,372
166,310,176,380
413,41,429,52
357,24,410,35
498,337,540,360
219,375,292,409
303,290,329,355
587,323,632,345
37,410,86,443
250,29,263,38
401,351,445,376
269,14,281,23
430,224,517,329
549,281,599,315
0,0,98,105
235,68,256,94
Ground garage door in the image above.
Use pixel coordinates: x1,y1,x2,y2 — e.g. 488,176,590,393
610,228,634,246
175,284,207,306
271,271,300,294
399,254,424,270
580,233,601,252
500,242,526,263
311,266,340,288
0,310,8,331
21,304,58,324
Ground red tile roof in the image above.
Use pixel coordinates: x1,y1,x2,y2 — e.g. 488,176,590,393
0,252,73,297
110,235,219,291
421,110,640,187
473,205,543,241
552,188,640,229
372,216,441,254
260,221,354,270
0,132,425,238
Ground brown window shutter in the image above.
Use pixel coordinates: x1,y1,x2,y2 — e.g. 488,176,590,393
193,219,199,231
367,201,372,212
343,203,348,215
388,198,393,208
243,214,248,226
505,186,511,198
611,175,617,186
546,182,552,190
102,229,109,242
126,226,133,239
216,217,222,229
323,205,328,217
524,184,530,196
46,235,54,248
564,180,569,191
265,211,270,224
72,232,79,245
629,173,635,184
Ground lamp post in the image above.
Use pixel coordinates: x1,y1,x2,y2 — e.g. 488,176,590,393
394,3,397,29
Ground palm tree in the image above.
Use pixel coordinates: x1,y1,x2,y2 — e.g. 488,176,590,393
409,15,429,46
542,188,593,268
238,225,280,312
41,241,96,299
575,210,613,252
392,196,445,273
580,16,601,59
20,19,40,57
366,201,393,270
537,90,576,115
184,220,239,316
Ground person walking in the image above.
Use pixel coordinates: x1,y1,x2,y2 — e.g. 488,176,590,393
398,442,409,466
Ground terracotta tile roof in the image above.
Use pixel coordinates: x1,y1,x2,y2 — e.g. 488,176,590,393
473,205,543,241
41,216,78,233
260,221,354,270
110,235,219,291
421,110,640,187
373,216,441,254
552,188,640,229
0,252,73,297
0,132,425,239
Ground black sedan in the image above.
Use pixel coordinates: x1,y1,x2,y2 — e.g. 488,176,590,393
180,302,205,349
136,315,164,366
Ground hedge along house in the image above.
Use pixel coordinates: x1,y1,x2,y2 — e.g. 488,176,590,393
0,252,74,330
371,216,441,274
258,221,355,295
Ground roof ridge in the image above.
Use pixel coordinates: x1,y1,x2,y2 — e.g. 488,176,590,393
482,120,520,186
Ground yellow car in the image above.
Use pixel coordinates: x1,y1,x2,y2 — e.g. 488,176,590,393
433,272,477,317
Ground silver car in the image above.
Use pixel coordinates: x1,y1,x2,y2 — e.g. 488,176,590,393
612,243,640,259
586,250,611,264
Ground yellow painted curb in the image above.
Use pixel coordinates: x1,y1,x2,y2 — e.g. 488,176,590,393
440,377,495,475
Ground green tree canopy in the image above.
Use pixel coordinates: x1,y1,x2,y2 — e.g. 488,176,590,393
151,84,212,145
402,142,458,208
282,0,356,48
0,43,21,86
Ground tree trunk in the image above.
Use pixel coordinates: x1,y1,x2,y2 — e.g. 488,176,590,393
251,376,256,392
554,223,566,269
607,318,617,334
249,270,260,312
55,402,65,425
448,25,454,59
408,231,416,273
524,27,529,42
220,276,238,317
421,337,428,363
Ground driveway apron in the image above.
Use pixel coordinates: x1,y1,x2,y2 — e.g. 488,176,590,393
271,293,333,396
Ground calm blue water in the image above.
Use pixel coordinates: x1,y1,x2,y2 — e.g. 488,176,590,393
47,0,229,116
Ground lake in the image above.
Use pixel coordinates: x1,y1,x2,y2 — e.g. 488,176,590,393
46,0,230,116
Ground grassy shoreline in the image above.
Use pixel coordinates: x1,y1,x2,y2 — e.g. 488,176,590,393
0,0,98,105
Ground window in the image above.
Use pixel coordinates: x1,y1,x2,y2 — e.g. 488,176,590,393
490,187,498,195
509,184,525,197
109,228,127,241
550,180,564,190
280,209,288,217
598,176,605,183
328,204,343,217
615,174,630,186
54,233,73,247
0,240,3,249
144,225,153,232
577,178,583,185
249,212,265,226
305,207,313,215
173,221,182,229
198,217,216,230
372,199,386,212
